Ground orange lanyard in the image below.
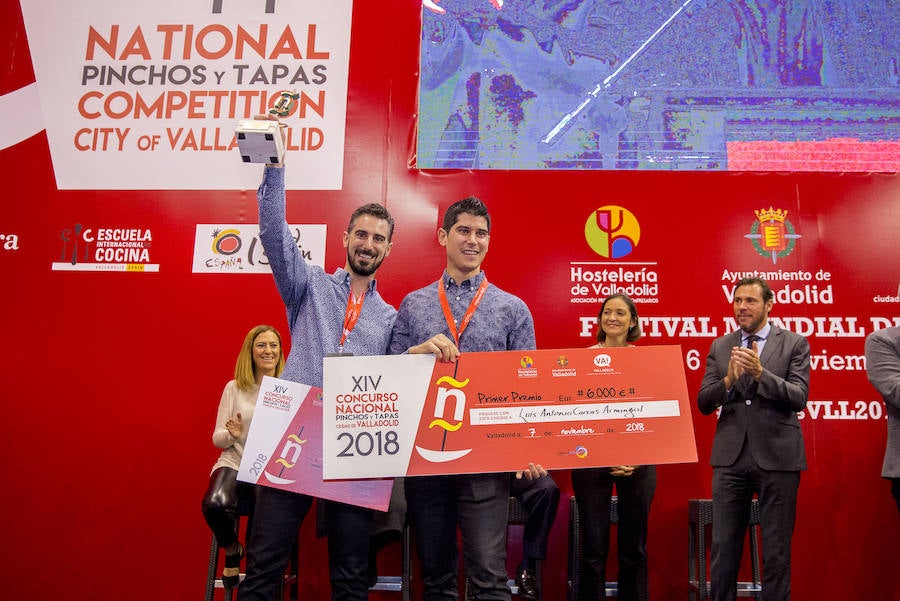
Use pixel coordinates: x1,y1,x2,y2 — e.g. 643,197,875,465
339,290,365,352
438,276,489,346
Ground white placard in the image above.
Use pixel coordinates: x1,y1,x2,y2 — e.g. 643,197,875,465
20,0,353,190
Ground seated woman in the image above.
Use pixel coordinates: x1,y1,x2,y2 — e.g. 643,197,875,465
201,325,285,589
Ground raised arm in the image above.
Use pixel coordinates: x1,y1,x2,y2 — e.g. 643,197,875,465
257,165,310,317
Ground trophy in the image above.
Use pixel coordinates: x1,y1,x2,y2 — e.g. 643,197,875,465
269,90,300,117
235,90,297,164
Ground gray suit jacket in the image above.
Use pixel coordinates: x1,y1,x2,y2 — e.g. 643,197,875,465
865,326,900,478
697,325,810,471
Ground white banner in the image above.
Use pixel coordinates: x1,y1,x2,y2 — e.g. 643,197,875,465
20,0,353,190
469,400,681,425
192,223,326,273
323,354,436,479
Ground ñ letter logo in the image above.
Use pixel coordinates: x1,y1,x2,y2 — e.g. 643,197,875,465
263,426,306,485
415,375,473,463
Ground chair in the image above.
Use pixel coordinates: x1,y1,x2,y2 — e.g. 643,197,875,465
688,498,762,600
368,521,413,601
203,505,299,601
464,496,542,599
567,495,619,600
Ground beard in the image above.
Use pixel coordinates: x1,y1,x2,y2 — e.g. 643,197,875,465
737,313,765,334
347,249,384,276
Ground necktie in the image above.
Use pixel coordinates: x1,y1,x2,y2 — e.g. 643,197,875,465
744,335,760,399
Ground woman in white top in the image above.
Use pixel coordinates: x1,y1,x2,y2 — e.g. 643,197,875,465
201,325,285,589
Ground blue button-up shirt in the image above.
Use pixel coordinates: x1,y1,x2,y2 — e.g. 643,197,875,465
389,271,535,355
258,166,397,387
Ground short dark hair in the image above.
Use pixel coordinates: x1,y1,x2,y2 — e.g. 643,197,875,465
596,293,642,343
441,196,491,233
348,203,395,241
735,277,773,303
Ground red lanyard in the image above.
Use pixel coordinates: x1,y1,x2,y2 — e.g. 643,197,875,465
339,290,365,352
438,276,489,346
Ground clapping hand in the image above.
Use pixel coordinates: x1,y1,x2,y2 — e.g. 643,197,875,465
225,412,244,438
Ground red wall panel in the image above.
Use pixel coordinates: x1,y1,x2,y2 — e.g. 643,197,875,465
1,2,898,600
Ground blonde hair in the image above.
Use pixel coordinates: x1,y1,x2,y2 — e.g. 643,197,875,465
234,325,285,390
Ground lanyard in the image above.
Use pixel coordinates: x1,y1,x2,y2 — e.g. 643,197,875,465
339,289,365,352
438,276,489,346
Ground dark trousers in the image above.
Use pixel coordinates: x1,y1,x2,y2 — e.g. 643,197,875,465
509,474,560,568
571,465,656,601
324,499,375,601
201,466,255,549
891,478,900,513
239,488,374,601
406,473,511,601
710,443,800,601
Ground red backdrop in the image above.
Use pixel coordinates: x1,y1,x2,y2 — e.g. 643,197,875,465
1,2,898,600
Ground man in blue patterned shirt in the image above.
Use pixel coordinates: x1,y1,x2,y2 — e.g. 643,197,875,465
389,196,539,601
239,159,397,601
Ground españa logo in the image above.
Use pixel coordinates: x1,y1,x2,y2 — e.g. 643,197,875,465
211,228,243,255
584,205,641,259
192,223,326,274
744,207,801,264
204,227,248,271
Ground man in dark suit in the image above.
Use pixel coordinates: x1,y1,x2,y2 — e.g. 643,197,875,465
865,325,900,512
698,277,810,601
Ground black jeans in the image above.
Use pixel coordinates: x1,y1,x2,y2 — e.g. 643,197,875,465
238,488,374,601
406,473,511,600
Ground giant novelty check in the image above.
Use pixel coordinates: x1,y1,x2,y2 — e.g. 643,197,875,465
322,346,697,479
237,376,393,511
